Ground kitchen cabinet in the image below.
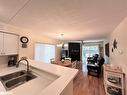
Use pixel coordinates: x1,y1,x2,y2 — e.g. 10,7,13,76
0,32,19,55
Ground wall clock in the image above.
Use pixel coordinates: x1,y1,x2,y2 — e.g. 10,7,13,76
20,36,29,43
20,36,29,48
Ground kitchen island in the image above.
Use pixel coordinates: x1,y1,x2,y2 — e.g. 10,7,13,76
0,59,78,95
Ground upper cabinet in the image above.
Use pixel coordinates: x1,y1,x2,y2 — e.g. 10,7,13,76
0,32,19,56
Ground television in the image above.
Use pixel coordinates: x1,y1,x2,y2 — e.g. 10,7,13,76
105,43,109,57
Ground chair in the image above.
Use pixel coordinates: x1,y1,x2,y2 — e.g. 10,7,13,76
87,56,105,77
87,54,99,64
72,61,77,68
50,58,55,64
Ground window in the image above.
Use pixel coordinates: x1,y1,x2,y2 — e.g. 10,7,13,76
34,43,55,63
82,45,99,64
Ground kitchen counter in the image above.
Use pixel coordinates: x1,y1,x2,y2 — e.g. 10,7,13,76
0,59,78,95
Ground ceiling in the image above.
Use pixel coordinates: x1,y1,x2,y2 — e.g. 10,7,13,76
0,0,127,40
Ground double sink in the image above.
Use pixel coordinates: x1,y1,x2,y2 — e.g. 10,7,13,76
0,70,37,91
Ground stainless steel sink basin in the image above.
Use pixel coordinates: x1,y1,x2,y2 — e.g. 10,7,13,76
0,70,37,91
1,70,26,81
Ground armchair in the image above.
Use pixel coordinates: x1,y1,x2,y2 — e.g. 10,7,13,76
87,56,105,77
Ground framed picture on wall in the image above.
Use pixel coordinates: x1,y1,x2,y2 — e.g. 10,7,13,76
105,43,109,57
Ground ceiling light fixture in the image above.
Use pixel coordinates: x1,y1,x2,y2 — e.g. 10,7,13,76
56,34,64,48
61,34,64,49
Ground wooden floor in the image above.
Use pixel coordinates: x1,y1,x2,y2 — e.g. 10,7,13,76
73,70,106,95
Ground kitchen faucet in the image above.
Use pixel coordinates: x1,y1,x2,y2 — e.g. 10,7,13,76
16,57,30,72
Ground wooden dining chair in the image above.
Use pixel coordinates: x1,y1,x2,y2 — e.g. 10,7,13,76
72,61,77,68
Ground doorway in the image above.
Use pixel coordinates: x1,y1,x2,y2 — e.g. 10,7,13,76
82,45,99,72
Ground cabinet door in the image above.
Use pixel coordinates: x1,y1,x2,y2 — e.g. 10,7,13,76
0,32,4,55
4,33,19,55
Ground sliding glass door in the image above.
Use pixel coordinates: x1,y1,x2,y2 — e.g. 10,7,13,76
82,45,99,71
82,45,99,64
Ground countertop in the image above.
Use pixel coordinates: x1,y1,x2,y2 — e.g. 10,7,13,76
0,59,78,95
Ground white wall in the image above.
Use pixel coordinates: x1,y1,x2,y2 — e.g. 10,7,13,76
0,56,8,65
109,16,127,94
0,22,61,63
